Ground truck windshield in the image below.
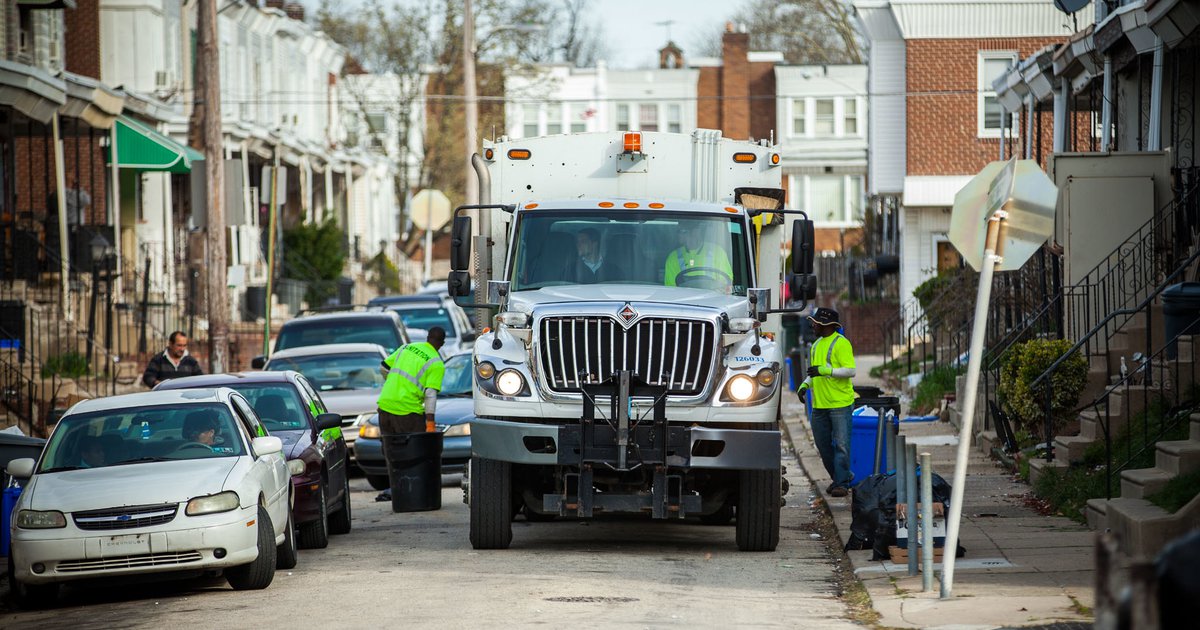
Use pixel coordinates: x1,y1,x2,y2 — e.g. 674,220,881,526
509,211,751,295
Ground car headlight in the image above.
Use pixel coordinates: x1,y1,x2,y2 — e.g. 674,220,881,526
495,369,525,396
756,368,777,388
444,423,471,437
727,374,756,402
353,412,375,426
185,491,241,516
359,423,381,439
498,311,529,327
16,510,66,529
476,361,496,380
287,459,307,476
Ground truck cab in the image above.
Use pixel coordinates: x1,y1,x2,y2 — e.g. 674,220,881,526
450,130,815,551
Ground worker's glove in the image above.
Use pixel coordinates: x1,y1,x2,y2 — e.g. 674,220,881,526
807,365,832,377
795,381,809,399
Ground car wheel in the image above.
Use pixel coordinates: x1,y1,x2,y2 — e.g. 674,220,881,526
735,468,781,552
277,502,299,570
328,472,353,535
226,505,277,590
366,474,390,491
8,549,59,609
297,482,330,549
469,456,513,550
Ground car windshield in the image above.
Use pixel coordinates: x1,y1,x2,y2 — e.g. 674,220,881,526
509,211,751,296
440,354,471,396
38,403,245,472
275,319,401,353
224,383,309,432
391,307,456,338
266,352,385,392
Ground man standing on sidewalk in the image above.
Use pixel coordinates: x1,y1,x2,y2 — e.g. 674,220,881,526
374,326,446,502
797,308,857,497
142,331,204,388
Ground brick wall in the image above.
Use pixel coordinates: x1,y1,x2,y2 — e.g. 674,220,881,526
906,37,1070,176
64,0,101,78
814,227,864,254
695,30,780,142
719,31,750,140
748,60,776,142
13,131,108,224
697,66,720,130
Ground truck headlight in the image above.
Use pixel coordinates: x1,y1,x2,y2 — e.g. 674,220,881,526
16,510,66,529
756,368,777,388
359,423,381,439
476,361,496,380
496,369,525,396
185,491,241,516
727,375,756,402
444,423,471,437
498,311,530,327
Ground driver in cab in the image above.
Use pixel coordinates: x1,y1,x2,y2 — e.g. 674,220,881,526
664,222,732,289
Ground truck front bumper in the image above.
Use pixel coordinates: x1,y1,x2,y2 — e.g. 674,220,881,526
471,417,780,471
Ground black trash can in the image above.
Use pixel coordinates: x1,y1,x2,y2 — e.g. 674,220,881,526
244,286,267,322
382,431,443,512
1162,282,1200,358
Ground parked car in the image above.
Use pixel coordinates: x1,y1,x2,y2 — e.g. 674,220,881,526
355,352,473,490
5,389,294,607
367,294,476,356
260,343,388,465
251,309,408,368
155,371,351,549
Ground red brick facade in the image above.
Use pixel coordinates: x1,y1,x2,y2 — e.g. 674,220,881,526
906,37,1083,176
13,132,108,225
696,28,778,143
63,0,101,79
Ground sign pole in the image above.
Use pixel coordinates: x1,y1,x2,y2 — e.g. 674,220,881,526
263,159,279,358
941,210,1008,598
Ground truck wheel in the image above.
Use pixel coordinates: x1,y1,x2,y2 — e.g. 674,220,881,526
736,469,780,551
469,456,513,549
700,500,734,526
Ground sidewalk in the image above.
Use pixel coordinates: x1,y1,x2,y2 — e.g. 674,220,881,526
782,355,1095,629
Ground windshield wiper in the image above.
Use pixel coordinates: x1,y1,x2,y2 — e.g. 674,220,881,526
40,465,83,473
441,392,473,398
111,457,173,466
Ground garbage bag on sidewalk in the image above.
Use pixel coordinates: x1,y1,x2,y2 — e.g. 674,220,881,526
844,470,963,561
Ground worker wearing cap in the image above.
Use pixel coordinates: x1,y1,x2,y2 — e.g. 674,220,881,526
664,222,733,288
375,327,446,501
797,307,857,497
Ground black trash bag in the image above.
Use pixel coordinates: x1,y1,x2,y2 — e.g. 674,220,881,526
846,470,965,561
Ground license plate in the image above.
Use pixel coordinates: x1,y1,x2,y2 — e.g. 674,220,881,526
100,533,150,556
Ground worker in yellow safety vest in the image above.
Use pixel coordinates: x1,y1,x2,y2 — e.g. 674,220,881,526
377,326,447,434
796,308,857,498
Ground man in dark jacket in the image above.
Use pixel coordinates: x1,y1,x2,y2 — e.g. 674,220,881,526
562,228,623,284
143,331,204,387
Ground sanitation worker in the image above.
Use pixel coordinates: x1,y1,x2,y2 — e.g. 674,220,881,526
375,326,446,502
796,308,857,497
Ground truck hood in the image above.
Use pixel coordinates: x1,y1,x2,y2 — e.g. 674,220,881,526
28,458,240,512
511,285,748,316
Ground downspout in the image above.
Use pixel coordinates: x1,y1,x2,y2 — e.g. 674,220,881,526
1053,77,1068,153
1147,36,1164,151
1101,57,1114,151
1024,96,1034,159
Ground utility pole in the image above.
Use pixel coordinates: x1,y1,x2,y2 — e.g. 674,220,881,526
192,0,230,373
463,0,478,208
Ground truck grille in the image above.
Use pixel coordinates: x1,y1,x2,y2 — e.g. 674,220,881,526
538,316,716,396
73,504,178,531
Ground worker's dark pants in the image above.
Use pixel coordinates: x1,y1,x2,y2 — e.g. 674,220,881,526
378,410,425,434
811,405,854,488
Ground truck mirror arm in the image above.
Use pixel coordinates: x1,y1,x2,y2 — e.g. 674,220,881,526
454,203,516,217
746,208,810,219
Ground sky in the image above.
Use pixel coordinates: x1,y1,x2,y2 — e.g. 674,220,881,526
300,0,748,70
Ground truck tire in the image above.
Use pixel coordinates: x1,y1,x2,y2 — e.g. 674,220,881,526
736,468,780,551
469,456,513,549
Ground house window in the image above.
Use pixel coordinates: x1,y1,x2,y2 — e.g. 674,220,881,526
979,52,1018,137
639,104,659,132
844,99,859,136
793,174,865,225
809,176,844,223
570,103,588,133
667,104,682,133
814,99,835,137
546,102,563,135
522,103,539,137
616,104,630,131
791,99,806,136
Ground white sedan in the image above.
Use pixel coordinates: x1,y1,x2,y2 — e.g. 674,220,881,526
5,388,297,607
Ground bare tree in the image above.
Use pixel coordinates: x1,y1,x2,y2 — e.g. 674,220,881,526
696,0,862,65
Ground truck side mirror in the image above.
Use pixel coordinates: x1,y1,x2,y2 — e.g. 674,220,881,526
451,215,472,271
748,288,770,322
791,219,814,275
788,274,818,301
448,271,472,298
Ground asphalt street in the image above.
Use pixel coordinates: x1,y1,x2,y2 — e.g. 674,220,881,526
0,454,859,629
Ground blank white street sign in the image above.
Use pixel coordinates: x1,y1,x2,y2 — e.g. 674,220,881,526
949,158,1057,272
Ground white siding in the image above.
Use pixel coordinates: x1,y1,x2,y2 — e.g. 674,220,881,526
890,0,1094,39
898,206,953,305
867,41,905,195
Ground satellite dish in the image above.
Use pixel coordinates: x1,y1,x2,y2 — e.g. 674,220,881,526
1053,0,1090,14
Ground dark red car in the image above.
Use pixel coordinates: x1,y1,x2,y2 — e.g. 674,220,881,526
156,371,351,548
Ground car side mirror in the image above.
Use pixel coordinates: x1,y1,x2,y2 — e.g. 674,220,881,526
315,413,342,432
791,219,815,275
451,215,472,271
250,356,266,370
6,457,35,479
789,274,818,301
251,436,283,457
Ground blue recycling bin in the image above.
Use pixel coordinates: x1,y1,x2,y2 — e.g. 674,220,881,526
850,406,897,486
2,485,22,555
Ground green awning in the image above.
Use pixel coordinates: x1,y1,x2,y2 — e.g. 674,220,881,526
107,116,205,173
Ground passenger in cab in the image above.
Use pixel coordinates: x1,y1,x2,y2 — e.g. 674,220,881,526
563,228,624,284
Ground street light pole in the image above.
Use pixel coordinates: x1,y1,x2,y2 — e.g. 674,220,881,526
194,0,229,372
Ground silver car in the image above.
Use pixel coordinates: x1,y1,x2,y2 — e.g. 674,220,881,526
263,343,388,462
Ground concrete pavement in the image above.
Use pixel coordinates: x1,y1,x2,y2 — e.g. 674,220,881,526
782,355,1096,629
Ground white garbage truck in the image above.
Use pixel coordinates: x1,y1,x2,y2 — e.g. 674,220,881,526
448,129,817,551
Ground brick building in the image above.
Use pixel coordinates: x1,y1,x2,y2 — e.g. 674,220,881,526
855,0,1091,306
